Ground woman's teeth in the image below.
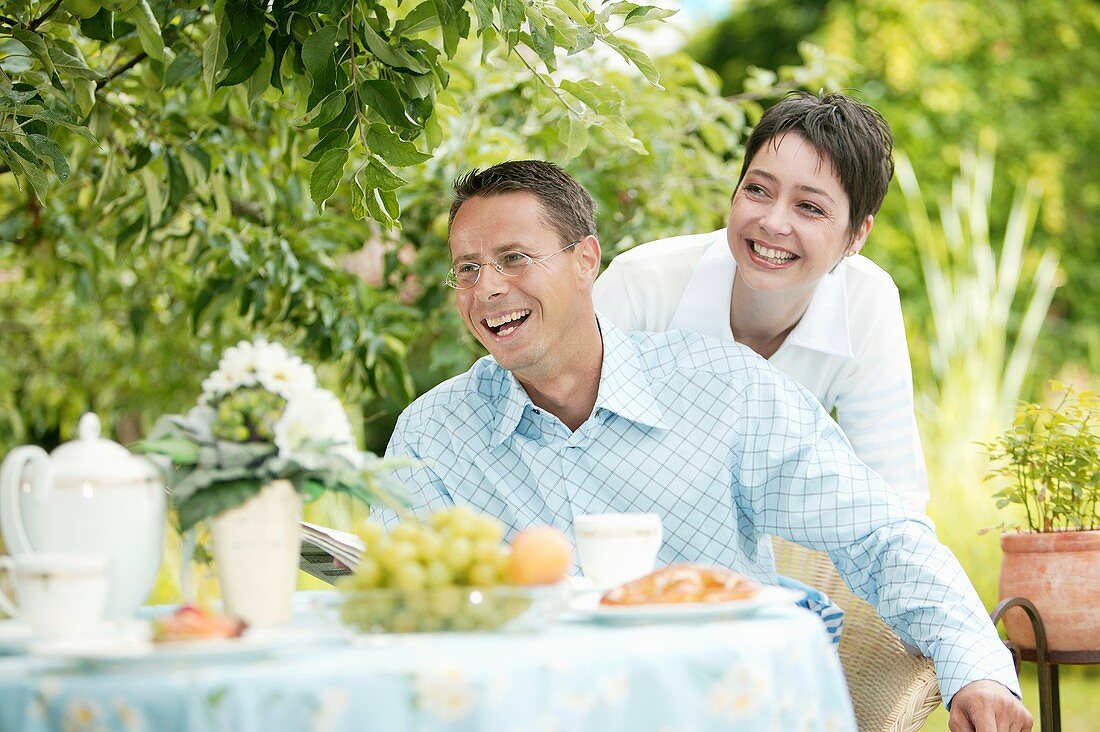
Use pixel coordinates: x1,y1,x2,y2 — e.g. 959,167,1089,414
751,241,796,264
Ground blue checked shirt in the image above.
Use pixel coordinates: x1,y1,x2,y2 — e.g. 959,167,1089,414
384,317,1019,706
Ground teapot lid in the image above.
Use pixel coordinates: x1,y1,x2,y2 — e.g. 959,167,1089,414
50,413,160,486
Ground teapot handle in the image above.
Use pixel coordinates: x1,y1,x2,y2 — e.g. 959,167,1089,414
0,446,49,554
0,557,18,618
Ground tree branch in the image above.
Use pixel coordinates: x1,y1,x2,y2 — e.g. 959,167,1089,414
30,0,63,31
0,15,19,26
97,53,148,89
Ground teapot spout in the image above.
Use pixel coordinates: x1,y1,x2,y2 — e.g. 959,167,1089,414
0,445,51,553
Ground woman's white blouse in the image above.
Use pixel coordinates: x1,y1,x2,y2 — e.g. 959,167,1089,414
593,229,929,512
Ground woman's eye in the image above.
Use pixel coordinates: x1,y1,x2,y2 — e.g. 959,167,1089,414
799,202,825,216
744,184,767,196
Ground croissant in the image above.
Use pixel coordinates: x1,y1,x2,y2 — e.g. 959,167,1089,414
600,563,760,606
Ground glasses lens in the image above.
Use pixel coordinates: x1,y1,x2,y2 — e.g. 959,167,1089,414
496,251,532,276
447,266,479,289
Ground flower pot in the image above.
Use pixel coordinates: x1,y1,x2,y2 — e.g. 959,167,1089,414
210,480,302,627
999,530,1100,651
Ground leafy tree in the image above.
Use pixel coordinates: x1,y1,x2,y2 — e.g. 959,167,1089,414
0,1,838,454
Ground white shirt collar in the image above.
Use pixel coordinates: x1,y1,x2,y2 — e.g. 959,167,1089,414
668,230,853,359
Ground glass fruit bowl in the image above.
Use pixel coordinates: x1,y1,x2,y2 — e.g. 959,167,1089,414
330,585,568,634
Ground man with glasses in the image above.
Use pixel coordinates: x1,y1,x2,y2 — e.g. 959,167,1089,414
385,160,1030,731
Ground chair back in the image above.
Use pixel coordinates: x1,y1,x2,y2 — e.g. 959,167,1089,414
773,537,941,732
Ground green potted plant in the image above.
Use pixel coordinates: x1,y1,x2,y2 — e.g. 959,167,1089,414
984,381,1100,651
137,339,409,627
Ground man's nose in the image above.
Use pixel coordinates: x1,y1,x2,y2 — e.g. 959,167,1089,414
472,263,510,300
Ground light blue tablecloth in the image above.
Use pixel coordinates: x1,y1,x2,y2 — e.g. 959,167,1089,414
0,601,855,732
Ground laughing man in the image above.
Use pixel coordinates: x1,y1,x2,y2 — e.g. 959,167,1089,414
385,160,1031,732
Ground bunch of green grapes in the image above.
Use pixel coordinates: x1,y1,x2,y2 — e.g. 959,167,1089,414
338,507,530,632
211,387,286,442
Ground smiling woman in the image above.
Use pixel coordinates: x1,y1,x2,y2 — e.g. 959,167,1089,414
594,91,930,513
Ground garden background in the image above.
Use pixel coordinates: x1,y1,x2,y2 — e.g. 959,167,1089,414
0,0,1096,728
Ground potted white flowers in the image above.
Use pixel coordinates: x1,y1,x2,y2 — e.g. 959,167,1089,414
138,340,409,626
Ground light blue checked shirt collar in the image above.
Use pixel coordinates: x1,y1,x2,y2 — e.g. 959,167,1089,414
486,324,668,448
385,316,1019,706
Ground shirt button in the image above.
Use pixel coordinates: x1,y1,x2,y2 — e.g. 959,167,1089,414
532,409,541,415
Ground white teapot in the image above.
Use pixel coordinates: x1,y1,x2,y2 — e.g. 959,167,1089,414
0,412,166,619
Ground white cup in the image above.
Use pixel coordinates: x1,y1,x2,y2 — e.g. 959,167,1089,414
0,553,109,637
575,513,663,589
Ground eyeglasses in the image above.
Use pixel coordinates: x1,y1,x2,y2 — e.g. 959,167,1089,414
445,240,580,290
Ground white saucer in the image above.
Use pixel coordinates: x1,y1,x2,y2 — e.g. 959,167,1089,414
0,619,34,654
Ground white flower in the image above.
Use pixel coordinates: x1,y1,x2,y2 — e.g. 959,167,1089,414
274,388,359,468
706,661,772,722
415,667,474,721
61,698,105,732
200,339,318,402
311,689,349,732
252,341,316,398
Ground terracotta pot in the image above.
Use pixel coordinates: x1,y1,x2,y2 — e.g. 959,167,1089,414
999,530,1100,651
210,480,302,627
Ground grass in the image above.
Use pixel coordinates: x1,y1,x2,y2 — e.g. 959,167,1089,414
922,666,1100,731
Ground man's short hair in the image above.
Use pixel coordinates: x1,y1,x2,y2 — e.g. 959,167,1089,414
449,160,597,246
738,91,894,237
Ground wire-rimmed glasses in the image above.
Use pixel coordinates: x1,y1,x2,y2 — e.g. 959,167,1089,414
445,240,580,290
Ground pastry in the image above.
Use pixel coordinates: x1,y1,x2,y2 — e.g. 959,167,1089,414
600,563,760,606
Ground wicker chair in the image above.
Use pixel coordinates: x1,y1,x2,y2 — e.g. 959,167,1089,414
773,538,942,732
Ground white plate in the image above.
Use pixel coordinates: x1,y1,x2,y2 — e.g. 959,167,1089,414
0,619,34,654
28,624,335,666
568,586,805,624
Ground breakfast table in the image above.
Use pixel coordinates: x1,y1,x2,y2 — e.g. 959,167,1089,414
0,593,855,732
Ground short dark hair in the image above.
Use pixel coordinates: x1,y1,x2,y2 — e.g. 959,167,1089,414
738,91,894,237
449,160,597,245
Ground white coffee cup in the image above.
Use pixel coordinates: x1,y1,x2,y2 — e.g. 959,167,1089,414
0,553,109,637
575,513,663,589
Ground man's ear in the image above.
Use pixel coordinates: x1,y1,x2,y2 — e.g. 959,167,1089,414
576,234,602,285
847,215,874,256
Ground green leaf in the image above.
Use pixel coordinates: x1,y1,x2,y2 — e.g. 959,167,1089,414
9,29,56,76
47,42,101,80
430,0,471,58
526,13,555,66
135,435,201,464
165,53,202,88
304,128,350,163
557,114,587,160
310,147,348,206
27,134,70,182
604,36,661,88
361,23,430,73
364,125,431,167
298,91,347,130
140,167,165,227
79,9,115,43
561,79,622,113
622,5,677,26
122,0,165,61
394,2,440,36
217,39,265,87
362,157,406,191
359,79,416,128
202,17,227,95
302,25,339,78
350,178,368,220
175,480,264,532
166,152,189,212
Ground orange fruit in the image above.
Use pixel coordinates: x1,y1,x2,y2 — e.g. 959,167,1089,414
506,526,572,585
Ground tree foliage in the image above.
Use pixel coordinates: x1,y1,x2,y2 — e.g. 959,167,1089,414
0,0,840,453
